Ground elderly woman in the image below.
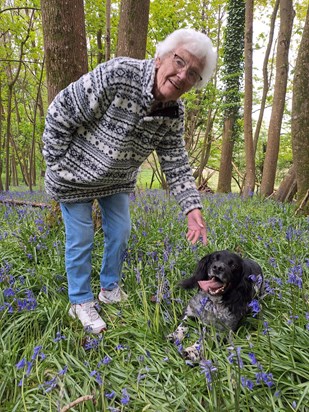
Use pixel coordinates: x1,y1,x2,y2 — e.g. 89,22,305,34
42,28,217,333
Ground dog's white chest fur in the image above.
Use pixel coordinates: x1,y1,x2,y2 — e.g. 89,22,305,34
186,291,238,331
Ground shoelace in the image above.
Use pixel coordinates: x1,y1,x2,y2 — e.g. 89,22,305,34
84,303,100,321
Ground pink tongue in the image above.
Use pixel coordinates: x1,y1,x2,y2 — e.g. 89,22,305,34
198,279,222,292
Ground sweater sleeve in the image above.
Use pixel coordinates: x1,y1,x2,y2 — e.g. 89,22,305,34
42,62,113,168
155,104,202,215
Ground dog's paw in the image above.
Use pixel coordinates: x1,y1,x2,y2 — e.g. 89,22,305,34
167,325,188,343
183,342,201,363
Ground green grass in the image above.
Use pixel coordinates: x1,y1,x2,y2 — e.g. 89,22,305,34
0,190,308,411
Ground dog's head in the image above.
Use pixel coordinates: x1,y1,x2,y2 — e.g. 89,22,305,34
180,250,263,301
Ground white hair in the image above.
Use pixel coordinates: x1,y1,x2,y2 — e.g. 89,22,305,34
155,28,217,89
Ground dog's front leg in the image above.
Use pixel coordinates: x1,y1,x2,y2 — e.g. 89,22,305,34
167,315,189,343
183,341,202,362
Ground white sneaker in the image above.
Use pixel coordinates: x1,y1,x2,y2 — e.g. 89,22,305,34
69,301,106,333
98,286,128,304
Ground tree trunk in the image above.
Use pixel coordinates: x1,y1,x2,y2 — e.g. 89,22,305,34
260,0,294,197
0,80,3,191
217,0,245,193
117,0,150,59
105,0,111,61
273,164,297,202
41,0,88,104
253,0,279,155
217,117,235,193
291,4,309,215
243,0,255,198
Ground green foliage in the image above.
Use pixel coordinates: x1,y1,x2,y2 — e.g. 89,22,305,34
222,0,245,119
0,190,308,411
85,0,120,67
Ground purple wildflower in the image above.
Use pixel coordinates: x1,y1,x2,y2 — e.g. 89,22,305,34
58,366,68,375
256,371,274,387
121,388,130,405
53,331,66,342
91,370,103,386
16,358,26,370
105,390,116,399
287,264,303,288
3,288,15,297
248,299,261,317
200,359,217,388
248,352,258,365
31,345,44,360
97,355,112,367
26,361,33,377
241,376,254,390
263,321,270,335
84,336,102,351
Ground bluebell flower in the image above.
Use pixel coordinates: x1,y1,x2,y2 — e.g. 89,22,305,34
287,264,303,288
84,336,102,350
90,370,103,386
16,357,26,370
200,359,217,388
248,352,258,365
115,344,125,350
97,356,112,367
41,377,58,393
137,372,147,382
58,366,68,375
26,361,33,377
248,299,260,317
241,376,254,390
288,314,299,325
31,345,43,360
227,350,234,364
263,321,270,335
121,388,130,405
256,371,274,387
105,390,115,399
236,347,244,369
53,331,66,342
3,288,15,297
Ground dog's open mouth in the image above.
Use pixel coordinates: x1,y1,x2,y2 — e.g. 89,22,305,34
198,277,228,296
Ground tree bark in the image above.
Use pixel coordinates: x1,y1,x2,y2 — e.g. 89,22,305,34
217,117,235,192
41,0,88,104
243,0,255,198
260,0,295,197
253,0,279,155
291,4,309,215
217,0,245,193
117,0,150,59
272,164,297,202
105,0,111,61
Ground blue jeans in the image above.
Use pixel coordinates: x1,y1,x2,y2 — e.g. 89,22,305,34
60,193,131,304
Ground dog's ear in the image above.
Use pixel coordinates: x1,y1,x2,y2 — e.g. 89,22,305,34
179,254,211,290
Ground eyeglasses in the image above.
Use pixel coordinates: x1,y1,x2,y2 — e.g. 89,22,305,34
172,53,203,85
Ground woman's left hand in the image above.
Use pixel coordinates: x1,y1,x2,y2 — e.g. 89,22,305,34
186,209,207,245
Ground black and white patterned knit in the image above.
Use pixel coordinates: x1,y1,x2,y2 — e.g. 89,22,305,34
42,57,202,215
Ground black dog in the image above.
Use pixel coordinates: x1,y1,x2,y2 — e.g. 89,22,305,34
168,250,264,362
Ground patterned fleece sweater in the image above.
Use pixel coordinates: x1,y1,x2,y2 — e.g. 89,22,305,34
42,57,202,215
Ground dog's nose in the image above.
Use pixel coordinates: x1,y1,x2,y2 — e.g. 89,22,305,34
212,262,225,273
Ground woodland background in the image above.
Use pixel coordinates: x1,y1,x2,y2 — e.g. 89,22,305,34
0,0,308,214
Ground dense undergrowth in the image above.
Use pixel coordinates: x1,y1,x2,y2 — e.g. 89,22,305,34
0,190,308,411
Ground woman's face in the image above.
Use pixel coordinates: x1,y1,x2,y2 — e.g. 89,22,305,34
152,47,204,102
